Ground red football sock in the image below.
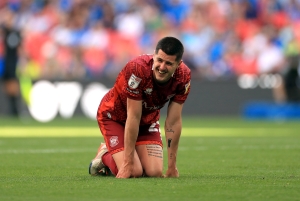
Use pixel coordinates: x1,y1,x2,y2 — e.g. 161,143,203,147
102,152,118,175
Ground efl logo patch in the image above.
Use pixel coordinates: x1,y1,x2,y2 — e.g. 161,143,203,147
128,74,142,89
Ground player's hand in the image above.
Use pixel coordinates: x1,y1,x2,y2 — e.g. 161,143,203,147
116,162,133,178
164,167,179,178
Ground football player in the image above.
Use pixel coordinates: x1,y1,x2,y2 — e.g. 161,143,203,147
89,36,191,178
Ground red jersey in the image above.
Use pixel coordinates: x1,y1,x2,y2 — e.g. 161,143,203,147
97,54,191,125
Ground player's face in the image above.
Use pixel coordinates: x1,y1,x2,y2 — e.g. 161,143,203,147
152,49,181,84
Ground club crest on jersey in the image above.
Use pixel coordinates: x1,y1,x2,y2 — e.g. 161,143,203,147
128,74,142,89
110,136,119,147
144,88,152,95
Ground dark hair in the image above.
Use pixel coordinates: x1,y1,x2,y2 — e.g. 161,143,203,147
155,36,184,62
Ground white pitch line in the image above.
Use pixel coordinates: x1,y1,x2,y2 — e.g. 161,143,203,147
0,145,299,154
0,148,96,154
0,127,298,137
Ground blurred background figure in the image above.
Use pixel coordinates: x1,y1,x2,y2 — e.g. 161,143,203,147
281,54,300,102
0,6,22,117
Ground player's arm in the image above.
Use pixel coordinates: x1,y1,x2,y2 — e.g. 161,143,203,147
164,101,183,178
116,98,142,178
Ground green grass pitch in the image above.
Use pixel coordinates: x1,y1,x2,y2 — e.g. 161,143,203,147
0,116,299,201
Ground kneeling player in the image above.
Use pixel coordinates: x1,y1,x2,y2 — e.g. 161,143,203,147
88,37,191,178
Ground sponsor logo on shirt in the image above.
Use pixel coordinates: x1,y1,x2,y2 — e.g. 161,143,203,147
142,101,164,110
126,87,139,94
128,74,142,89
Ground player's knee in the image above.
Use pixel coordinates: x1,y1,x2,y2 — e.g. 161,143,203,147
144,167,163,177
132,166,143,178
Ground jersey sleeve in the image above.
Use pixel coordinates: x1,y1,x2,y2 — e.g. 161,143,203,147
121,61,145,100
171,66,191,104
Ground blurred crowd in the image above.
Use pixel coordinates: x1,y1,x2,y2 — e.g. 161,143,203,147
0,0,300,81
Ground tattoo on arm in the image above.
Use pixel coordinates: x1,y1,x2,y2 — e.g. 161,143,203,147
166,128,175,134
168,138,172,148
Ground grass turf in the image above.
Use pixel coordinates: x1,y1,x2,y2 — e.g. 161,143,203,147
0,116,299,201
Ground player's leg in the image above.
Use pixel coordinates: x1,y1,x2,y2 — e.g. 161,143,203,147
89,142,108,176
90,143,144,177
3,60,20,116
89,113,120,176
136,144,163,177
90,116,143,177
111,149,143,178
136,121,163,177
103,119,143,177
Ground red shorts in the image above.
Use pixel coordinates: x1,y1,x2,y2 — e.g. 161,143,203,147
97,115,163,155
